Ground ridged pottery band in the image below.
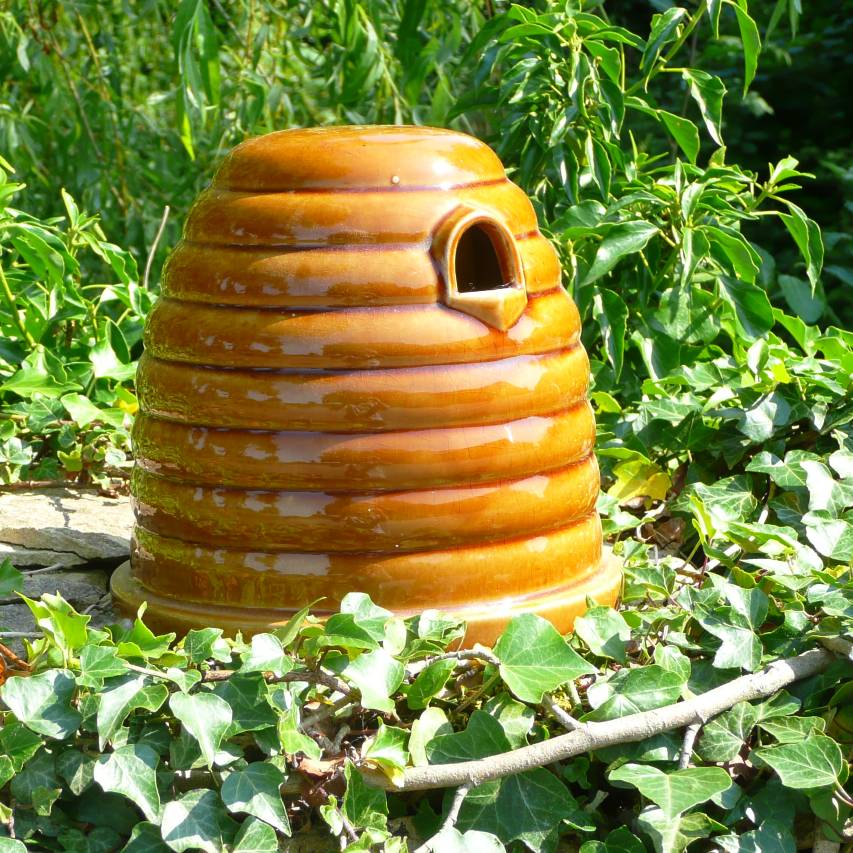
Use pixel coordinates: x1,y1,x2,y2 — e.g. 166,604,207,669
110,125,622,644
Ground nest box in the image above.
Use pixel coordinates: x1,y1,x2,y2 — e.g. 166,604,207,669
111,125,622,643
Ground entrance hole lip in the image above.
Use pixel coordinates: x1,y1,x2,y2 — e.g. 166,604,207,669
432,205,528,331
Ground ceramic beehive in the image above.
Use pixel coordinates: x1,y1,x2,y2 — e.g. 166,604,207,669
110,125,621,643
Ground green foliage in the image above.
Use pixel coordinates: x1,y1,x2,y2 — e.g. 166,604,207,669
0,585,851,852
1,0,852,850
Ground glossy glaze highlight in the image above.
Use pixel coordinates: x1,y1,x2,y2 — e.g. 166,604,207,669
113,125,621,643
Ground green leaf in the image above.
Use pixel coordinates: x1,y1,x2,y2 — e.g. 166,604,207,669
580,827,645,853
120,821,172,853
729,3,761,94
21,592,89,658
60,393,109,428
641,8,687,73
239,633,291,677
659,111,700,163
0,669,82,739
160,789,238,853
0,840,28,853
344,648,404,712
422,828,506,853
94,744,161,822
410,707,452,767
456,769,576,852
428,711,511,764
406,658,456,710
482,694,535,748
582,222,658,285
183,627,231,664
342,761,388,833
0,557,23,597
220,761,291,835
0,722,43,772
573,605,632,663
706,225,761,283
802,460,853,516
718,276,774,340
585,666,685,721
716,820,794,853
214,673,277,734
682,69,726,145
96,674,169,748
593,288,629,379
79,644,130,687
231,818,279,853
755,734,844,789
270,687,322,760
778,274,824,323
610,763,731,819
169,691,233,768
759,715,825,744
779,202,824,289
637,808,724,853
804,512,853,561
697,702,758,762
493,613,595,704
363,721,410,781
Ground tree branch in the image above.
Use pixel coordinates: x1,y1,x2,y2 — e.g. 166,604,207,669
364,648,834,792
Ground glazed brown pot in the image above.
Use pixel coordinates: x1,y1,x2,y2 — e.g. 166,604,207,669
111,125,621,643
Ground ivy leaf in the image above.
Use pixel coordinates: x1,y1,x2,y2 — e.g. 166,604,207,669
405,658,457,710
636,808,724,853
694,610,762,672
169,691,233,769
494,613,595,704
213,673,277,735
231,818,279,853
456,769,576,853
363,721,410,781
269,687,322,760
428,711,511,764
0,669,82,739
344,648,404,712
610,764,731,819
0,722,43,773
696,702,758,762
0,839,27,852
422,828,506,852
220,761,290,836
0,557,23,597
97,674,169,748
160,789,238,853
482,694,535,748
585,665,684,721
580,827,645,853
79,644,130,687
804,512,853,561
410,707,452,767
573,606,632,663
239,634,291,677
716,820,795,853
754,734,844,789
183,627,231,664
341,761,388,833
93,744,161,823
21,592,89,659
121,821,172,853
582,222,658,285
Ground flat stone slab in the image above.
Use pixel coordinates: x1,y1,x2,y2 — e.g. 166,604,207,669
0,488,133,568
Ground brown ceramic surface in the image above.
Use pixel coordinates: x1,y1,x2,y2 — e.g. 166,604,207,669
112,125,621,643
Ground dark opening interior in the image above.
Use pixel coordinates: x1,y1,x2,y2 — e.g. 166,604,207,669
454,223,511,293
